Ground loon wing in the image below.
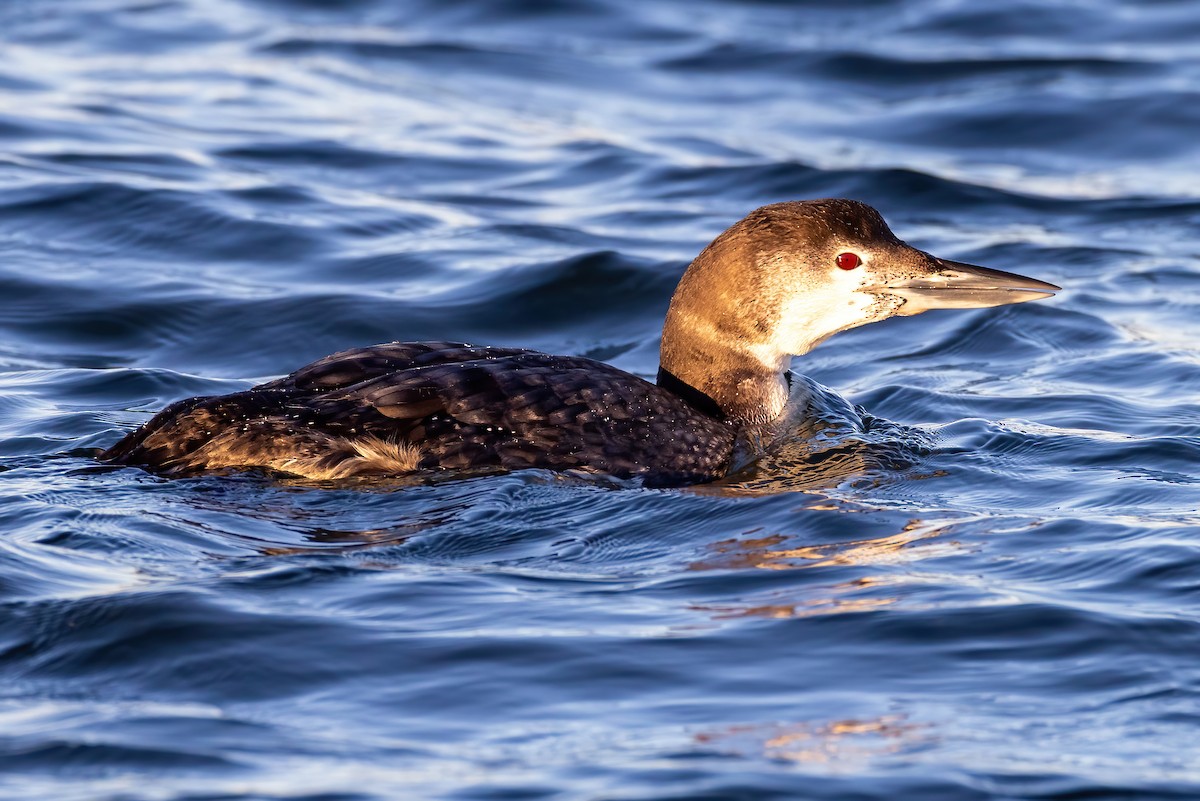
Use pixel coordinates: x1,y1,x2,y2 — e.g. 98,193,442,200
258,341,538,392
103,343,734,485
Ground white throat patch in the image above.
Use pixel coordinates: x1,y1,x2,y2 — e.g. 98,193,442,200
751,262,881,367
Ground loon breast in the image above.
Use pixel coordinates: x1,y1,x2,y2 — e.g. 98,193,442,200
102,341,737,487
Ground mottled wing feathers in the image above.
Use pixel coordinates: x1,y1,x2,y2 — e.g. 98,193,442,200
259,341,537,392
104,342,736,485
326,352,735,480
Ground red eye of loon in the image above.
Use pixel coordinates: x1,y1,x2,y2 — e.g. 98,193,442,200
835,252,861,270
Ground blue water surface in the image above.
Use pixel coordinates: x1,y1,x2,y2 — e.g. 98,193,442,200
2,1,1199,799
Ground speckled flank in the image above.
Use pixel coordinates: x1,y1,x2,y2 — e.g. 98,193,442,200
178,429,422,480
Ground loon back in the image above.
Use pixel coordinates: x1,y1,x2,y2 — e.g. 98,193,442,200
102,341,736,487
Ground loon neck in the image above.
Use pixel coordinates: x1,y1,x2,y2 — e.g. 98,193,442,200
657,364,793,423
658,242,800,423
658,331,792,424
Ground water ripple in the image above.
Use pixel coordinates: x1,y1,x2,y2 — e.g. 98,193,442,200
1,0,1199,799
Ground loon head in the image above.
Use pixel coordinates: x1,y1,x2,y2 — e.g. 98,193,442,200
659,199,1060,423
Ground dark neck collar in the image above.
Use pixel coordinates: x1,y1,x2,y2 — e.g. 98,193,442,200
656,367,793,423
656,367,725,420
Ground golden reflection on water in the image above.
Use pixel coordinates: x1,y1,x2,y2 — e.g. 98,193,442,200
689,517,967,622
697,714,928,766
692,517,960,572
696,581,898,620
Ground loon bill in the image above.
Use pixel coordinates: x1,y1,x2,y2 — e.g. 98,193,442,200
102,199,1059,487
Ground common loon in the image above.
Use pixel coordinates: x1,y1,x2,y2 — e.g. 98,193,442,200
102,199,1059,486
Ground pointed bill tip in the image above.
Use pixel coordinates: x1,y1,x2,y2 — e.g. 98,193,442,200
885,258,1059,313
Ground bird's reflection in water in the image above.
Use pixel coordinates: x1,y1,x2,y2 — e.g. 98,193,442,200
162,468,614,559
689,517,966,622
696,715,930,766
255,522,435,556
692,517,960,572
154,472,483,557
695,580,899,620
